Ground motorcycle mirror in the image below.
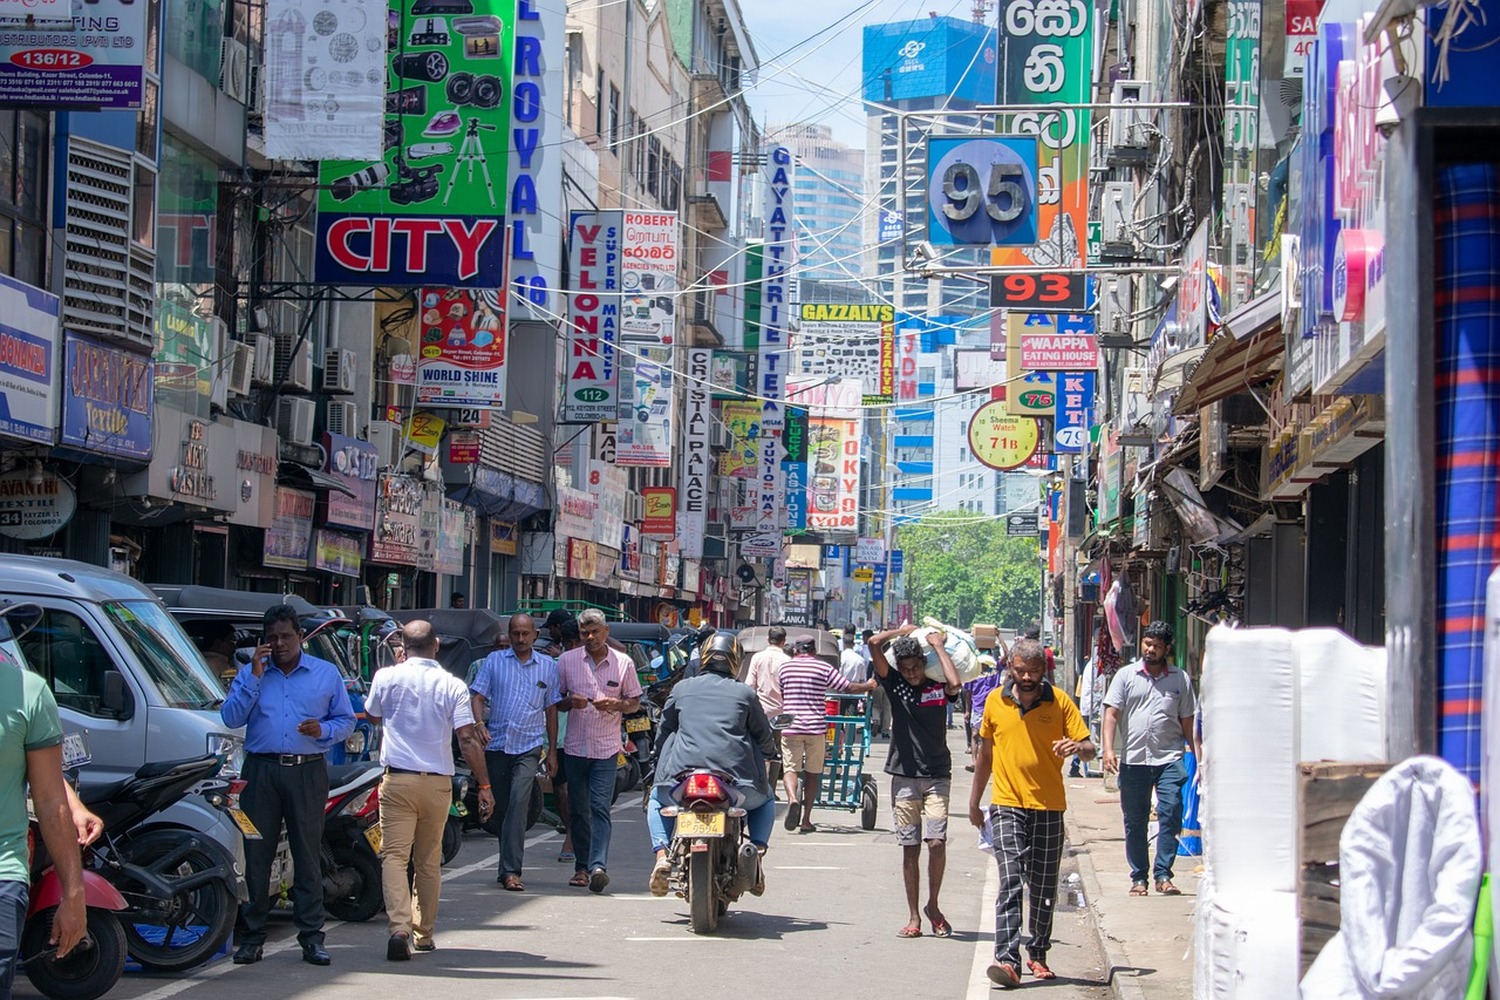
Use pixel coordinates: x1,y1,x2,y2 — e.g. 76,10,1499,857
0,602,42,642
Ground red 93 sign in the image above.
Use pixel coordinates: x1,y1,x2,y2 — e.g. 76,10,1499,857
989,272,1089,311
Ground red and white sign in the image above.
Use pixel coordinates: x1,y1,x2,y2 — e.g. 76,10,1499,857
563,211,621,422
642,486,677,537
1284,0,1325,76
897,329,921,401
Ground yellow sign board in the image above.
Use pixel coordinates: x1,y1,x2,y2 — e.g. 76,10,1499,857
1005,372,1057,416
852,567,875,582
969,401,1040,471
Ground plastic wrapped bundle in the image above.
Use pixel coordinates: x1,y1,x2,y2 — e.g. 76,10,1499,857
1294,629,1386,763
912,617,981,683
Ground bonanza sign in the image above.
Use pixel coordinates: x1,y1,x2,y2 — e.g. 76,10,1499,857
314,0,513,285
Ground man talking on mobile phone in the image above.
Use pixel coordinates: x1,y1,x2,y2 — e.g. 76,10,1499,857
221,605,355,967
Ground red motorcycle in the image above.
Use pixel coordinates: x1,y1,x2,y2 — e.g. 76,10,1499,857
22,825,130,1000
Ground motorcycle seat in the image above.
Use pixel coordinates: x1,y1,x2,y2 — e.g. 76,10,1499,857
327,762,381,787
78,777,133,806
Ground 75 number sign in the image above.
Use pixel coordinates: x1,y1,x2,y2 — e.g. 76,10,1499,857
989,272,1089,311
927,136,1039,247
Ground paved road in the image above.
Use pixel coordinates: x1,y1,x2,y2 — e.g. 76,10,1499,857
21,732,1113,999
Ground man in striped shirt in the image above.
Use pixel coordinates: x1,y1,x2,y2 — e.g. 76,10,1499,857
470,612,560,892
558,609,641,892
777,635,875,833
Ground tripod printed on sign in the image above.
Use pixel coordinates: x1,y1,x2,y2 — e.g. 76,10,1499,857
444,117,497,206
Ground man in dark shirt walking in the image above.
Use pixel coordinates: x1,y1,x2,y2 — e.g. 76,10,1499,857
868,624,963,939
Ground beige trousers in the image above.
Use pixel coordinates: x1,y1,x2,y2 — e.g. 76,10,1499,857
379,772,451,943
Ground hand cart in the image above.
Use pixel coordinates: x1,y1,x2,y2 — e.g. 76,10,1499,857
815,691,878,830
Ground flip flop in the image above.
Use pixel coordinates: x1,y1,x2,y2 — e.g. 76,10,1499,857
501,875,524,891
783,802,801,831
987,962,1021,989
568,871,589,887
1027,958,1057,980
897,924,923,938
924,904,952,937
557,851,575,863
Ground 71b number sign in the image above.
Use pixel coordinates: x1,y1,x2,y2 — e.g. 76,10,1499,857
927,136,1039,247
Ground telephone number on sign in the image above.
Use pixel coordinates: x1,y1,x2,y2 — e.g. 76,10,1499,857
9,49,94,70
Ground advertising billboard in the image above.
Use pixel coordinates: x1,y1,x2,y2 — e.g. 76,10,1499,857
719,401,760,478
807,416,860,532
508,0,566,321
415,287,507,407
0,0,149,108
860,18,997,105
679,348,711,557
926,136,1039,247
59,334,152,461
0,272,58,445
314,0,513,285
1006,312,1099,370
263,0,387,160
954,349,1006,391
793,302,895,403
563,210,621,422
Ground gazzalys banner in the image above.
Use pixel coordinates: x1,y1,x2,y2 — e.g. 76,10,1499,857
314,0,513,285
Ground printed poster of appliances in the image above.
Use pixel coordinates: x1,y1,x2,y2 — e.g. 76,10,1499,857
615,346,673,467
314,0,513,285
415,287,507,407
263,0,388,160
620,212,678,344
0,0,150,108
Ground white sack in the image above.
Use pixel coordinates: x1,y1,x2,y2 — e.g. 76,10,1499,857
1295,628,1386,763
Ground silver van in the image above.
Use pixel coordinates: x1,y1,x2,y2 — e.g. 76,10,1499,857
0,555,246,866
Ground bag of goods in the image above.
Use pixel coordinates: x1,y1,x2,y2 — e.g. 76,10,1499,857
912,617,981,684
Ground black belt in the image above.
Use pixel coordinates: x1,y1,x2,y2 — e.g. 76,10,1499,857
249,752,323,766
385,766,445,777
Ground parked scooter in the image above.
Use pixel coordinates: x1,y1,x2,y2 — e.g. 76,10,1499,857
22,825,130,1000
441,772,469,866
81,754,243,972
658,768,763,935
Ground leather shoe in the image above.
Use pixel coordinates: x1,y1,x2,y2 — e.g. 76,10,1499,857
386,933,411,962
231,943,263,965
301,942,332,966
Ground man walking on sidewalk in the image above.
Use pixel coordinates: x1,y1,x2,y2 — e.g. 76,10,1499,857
867,624,962,939
1101,620,1199,897
969,638,1094,989
365,621,493,959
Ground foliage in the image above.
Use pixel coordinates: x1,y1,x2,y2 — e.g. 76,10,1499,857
899,513,1042,631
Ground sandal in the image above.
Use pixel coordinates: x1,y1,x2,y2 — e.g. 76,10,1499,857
987,962,1021,989
1156,879,1182,896
923,904,952,938
568,871,589,887
1129,881,1149,897
1027,958,1057,980
557,850,575,863
501,874,524,891
896,924,923,939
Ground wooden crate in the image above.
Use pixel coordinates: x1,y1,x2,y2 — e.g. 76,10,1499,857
1297,761,1391,976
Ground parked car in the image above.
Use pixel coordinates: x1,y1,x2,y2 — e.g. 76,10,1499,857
150,585,379,764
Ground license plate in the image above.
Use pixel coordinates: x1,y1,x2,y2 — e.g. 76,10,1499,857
228,808,262,840
61,732,91,769
617,752,628,766
365,825,382,853
674,811,725,838
625,717,650,733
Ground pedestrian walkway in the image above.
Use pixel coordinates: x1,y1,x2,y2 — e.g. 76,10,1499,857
1064,774,1196,1000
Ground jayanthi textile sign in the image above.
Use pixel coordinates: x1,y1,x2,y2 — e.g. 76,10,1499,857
263,0,387,160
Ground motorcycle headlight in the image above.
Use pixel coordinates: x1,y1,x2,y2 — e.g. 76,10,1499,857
207,733,244,778
453,776,470,801
345,729,367,756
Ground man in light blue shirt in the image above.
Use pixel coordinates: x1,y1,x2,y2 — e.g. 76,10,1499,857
221,604,355,966
470,612,559,890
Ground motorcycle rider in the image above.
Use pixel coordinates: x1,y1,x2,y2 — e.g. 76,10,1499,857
646,634,778,897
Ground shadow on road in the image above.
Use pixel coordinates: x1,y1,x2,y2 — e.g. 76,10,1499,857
653,911,837,939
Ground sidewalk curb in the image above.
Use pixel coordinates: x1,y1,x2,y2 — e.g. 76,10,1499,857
1066,812,1150,1000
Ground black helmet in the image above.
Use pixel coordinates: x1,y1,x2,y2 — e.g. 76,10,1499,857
701,633,740,677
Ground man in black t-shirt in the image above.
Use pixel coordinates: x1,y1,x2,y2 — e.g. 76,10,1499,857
868,624,963,939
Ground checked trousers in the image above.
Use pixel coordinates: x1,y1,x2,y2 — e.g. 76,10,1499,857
990,805,1065,968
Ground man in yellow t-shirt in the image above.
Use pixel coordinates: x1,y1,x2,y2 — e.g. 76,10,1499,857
968,638,1094,990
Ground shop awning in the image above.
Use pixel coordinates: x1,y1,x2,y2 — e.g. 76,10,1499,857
278,463,357,498
1173,290,1283,415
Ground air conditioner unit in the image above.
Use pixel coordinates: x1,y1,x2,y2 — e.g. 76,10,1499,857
275,332,313,393
252,333,277,386
709,420,730,451
625,493,644,523
1110,80,1153,149
228,341,254,396
1097,276,1135,335
322,349,356,395
247,59,264,116
1101,181,1135,247
276,396,316,446
365,420,400,468
325,400,360,438
219,38,249,104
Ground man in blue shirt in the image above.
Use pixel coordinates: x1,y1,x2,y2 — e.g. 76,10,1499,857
221,604,355,967
470,612,559,891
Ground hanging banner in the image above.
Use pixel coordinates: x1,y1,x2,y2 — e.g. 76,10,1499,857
563,210,622,421
1006,312,1098,370
991,0,1095,273
718,401,761,478
402,410,446,455
642,486,676,537
588,460,626,548
679,348,711,557
507,0,565,321
793,303,895,403
314,0,513,285
616,349,673,466
621,211,678,344
759,146,792,433
1053,371,1095,453
263,0,387,160
783,404,808,532
896,324,922,401
371,474,422,565
1220,0,1262,309
59,334,153,461
265,487,316,569
0,273,59,446
0,0,149,108
435,498,467,575
554,482,597,541
312,528,364,577
415,287,507,407
808,415,860,532
969,401,1041,470
324,432,378,532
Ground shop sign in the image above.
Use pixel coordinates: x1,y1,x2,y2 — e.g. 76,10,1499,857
1220,0,1261,309
616,346,674,467
718,401,760,478
709,354,745,397
435,498,467,576
563,210,621,422
896,325,922,401
969,401,1040,470
262,0,386,159
782,404,808,532
620,211,678,344
1176,219,1212,354
678,348,710,556
554,483,597,541
1005,370,1057,415
153,301,215,412
265,487,315,569
1284,0,1324,75
852,567,875,583
324,432,379,532
641,486,676,537
1007,312,1097,370
416,288,507,408
1098,427,1122,523
0,470,76,540
0,273,59,445
567,537,597,581
807,416,859,532
1261,395,1384,499
403,411,447,455
371,474,423,565
314,0,513,286
230,420,279,529
590,421,617,464
0,0,150,109
793,303,896,402
682,559,701,596
312,529,363,578
490,520,517,555
955,350,1007,391
759,146,791,433
59,333,152,460
1053,371,1095,453
416,487,439,572
447,430,481,465
1005,509,1041,536
927,135,1039,247
855,536,885,564
129,410,237,513
507,0,565,321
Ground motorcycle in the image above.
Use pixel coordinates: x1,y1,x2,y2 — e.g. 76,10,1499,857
22,826,130,1000
658,768,763,935
441,772,469,866
79,754,242,973
318,763,386,922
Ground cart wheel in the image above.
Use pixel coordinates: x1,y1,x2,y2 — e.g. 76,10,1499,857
860,775,878,831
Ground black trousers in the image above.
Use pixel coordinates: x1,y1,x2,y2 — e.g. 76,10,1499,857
236,755,329,946
485,747,542,878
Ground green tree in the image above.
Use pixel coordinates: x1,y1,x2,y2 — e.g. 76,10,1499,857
899,513,1042,631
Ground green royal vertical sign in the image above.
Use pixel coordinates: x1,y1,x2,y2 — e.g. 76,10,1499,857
315,0,514,286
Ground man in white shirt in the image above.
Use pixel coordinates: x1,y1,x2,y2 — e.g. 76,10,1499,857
744,626,791,796
839,631,868,685
365,620,493,960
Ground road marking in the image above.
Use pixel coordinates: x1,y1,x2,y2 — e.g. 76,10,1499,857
772,865,844,870
777,840,874,847
623,936,732,942
966,856,1000,1000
